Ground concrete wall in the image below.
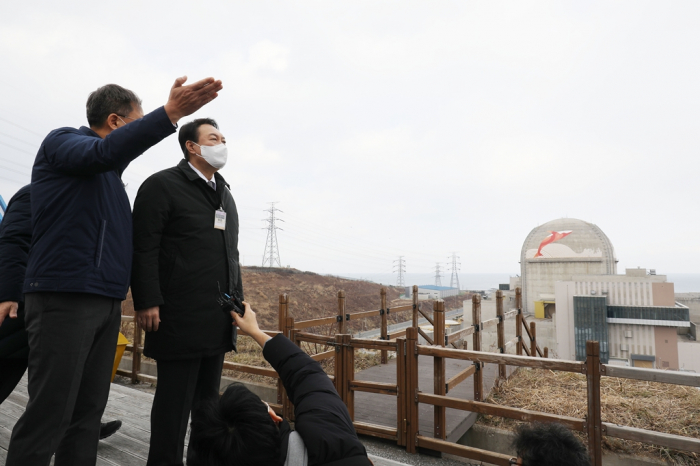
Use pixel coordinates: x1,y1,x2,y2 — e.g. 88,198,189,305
554,281,576,360
523,258,608,314
652,282,675,307
462,298,555,355
459,425,667,466
654,326,679,370
608,323,655,362
678,340,700,372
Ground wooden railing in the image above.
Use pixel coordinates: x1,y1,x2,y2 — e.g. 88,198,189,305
117,286,549,445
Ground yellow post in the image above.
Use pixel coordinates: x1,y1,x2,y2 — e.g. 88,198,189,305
111,332,129,382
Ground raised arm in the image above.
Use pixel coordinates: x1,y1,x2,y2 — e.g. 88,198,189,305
232,305,367,465
41,76,223,176
41,107,176,176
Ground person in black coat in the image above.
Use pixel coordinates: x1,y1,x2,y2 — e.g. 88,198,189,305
0,185,32,399
0,184,123,438
131,118,244,466
188,303,372,466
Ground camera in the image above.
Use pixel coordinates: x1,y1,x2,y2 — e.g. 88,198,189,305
218,290,245,317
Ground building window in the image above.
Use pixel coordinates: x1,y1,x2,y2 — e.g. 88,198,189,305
574,296,609,363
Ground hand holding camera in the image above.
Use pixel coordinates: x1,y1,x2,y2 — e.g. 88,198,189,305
231,302,270,348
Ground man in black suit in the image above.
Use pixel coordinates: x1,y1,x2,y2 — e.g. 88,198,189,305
131,118,244,466
0,185,121,439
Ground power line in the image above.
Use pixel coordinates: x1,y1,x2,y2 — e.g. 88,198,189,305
434,263,443,287
0,163,31,178
262,202,283,268
449,252,461,290
393,256,406,287
0,140,35,156
0,130,40,148
0,116,45,138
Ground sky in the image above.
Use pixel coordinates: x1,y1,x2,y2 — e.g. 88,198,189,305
1,1,699,279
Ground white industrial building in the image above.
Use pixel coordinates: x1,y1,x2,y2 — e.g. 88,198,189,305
405,285,459,301
520,218,617,317
554,269,697,371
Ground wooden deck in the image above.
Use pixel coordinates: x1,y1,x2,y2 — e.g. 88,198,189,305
0,357,509,464
354,356,507,442
0,375,157,465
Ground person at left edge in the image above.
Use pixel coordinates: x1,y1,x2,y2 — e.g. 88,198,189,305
130,118,243,466
0,184,122,440
5,76,223,466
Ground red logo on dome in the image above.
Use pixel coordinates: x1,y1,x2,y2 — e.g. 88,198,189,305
535,230,572,257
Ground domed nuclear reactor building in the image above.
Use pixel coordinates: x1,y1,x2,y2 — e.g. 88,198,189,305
521,218,617,316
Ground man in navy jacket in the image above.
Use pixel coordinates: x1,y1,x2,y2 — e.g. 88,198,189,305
0,184,122,439
5,77,223,466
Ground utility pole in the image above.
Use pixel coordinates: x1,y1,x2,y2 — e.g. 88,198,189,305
393,256,406,287
262,202,283,268
434,263,443,287
449,252,461,290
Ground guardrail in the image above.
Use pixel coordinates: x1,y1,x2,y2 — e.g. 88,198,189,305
118,286,546,442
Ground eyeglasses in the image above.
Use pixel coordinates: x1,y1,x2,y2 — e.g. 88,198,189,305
118,115,140,121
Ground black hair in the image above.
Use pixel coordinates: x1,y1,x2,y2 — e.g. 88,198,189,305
188,383,282,466
86,84,142,127
178,118,219,161
512,422,589,466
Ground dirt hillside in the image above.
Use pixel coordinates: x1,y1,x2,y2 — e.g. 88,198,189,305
123,266,469,333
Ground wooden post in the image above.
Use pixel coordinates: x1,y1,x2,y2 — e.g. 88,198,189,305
283,317,296,421
516,312,523,356
277,294,288,404
496,290,506,379
412,285,419,329
405,327,419,454
334,333,345,400
338,291,346,335
472,294,483,402
515,288,523,356
586,341,603,466
381,287,388,364
131,319,141,384
544,347,549,358
433,300,446,439
530,321,537,358
338,334,354,420
396,336,407,447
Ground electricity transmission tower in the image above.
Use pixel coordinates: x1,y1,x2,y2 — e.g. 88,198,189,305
262,202,283,268
449,252,461,290
393,256,406,287
434,263,443,287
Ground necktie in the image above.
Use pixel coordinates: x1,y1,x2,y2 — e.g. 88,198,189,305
208,181,216,191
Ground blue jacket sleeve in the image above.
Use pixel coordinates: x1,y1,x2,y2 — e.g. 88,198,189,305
0,185,32,303
40,106,175,176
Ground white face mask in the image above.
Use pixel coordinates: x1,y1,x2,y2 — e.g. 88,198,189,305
193,142,228,169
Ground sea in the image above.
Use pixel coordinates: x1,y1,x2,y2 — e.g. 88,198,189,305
337,273,700,294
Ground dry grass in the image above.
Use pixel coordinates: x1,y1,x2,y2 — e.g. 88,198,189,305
478,368,700,465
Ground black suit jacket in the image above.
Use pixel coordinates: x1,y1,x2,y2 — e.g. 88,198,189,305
0,185,31,359
131,159,243,360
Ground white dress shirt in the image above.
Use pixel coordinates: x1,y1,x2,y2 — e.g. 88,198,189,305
188,162,216,191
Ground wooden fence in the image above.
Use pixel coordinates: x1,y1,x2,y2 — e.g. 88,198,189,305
117,286,700,465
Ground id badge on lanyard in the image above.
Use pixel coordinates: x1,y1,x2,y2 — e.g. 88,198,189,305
214,207,227,230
